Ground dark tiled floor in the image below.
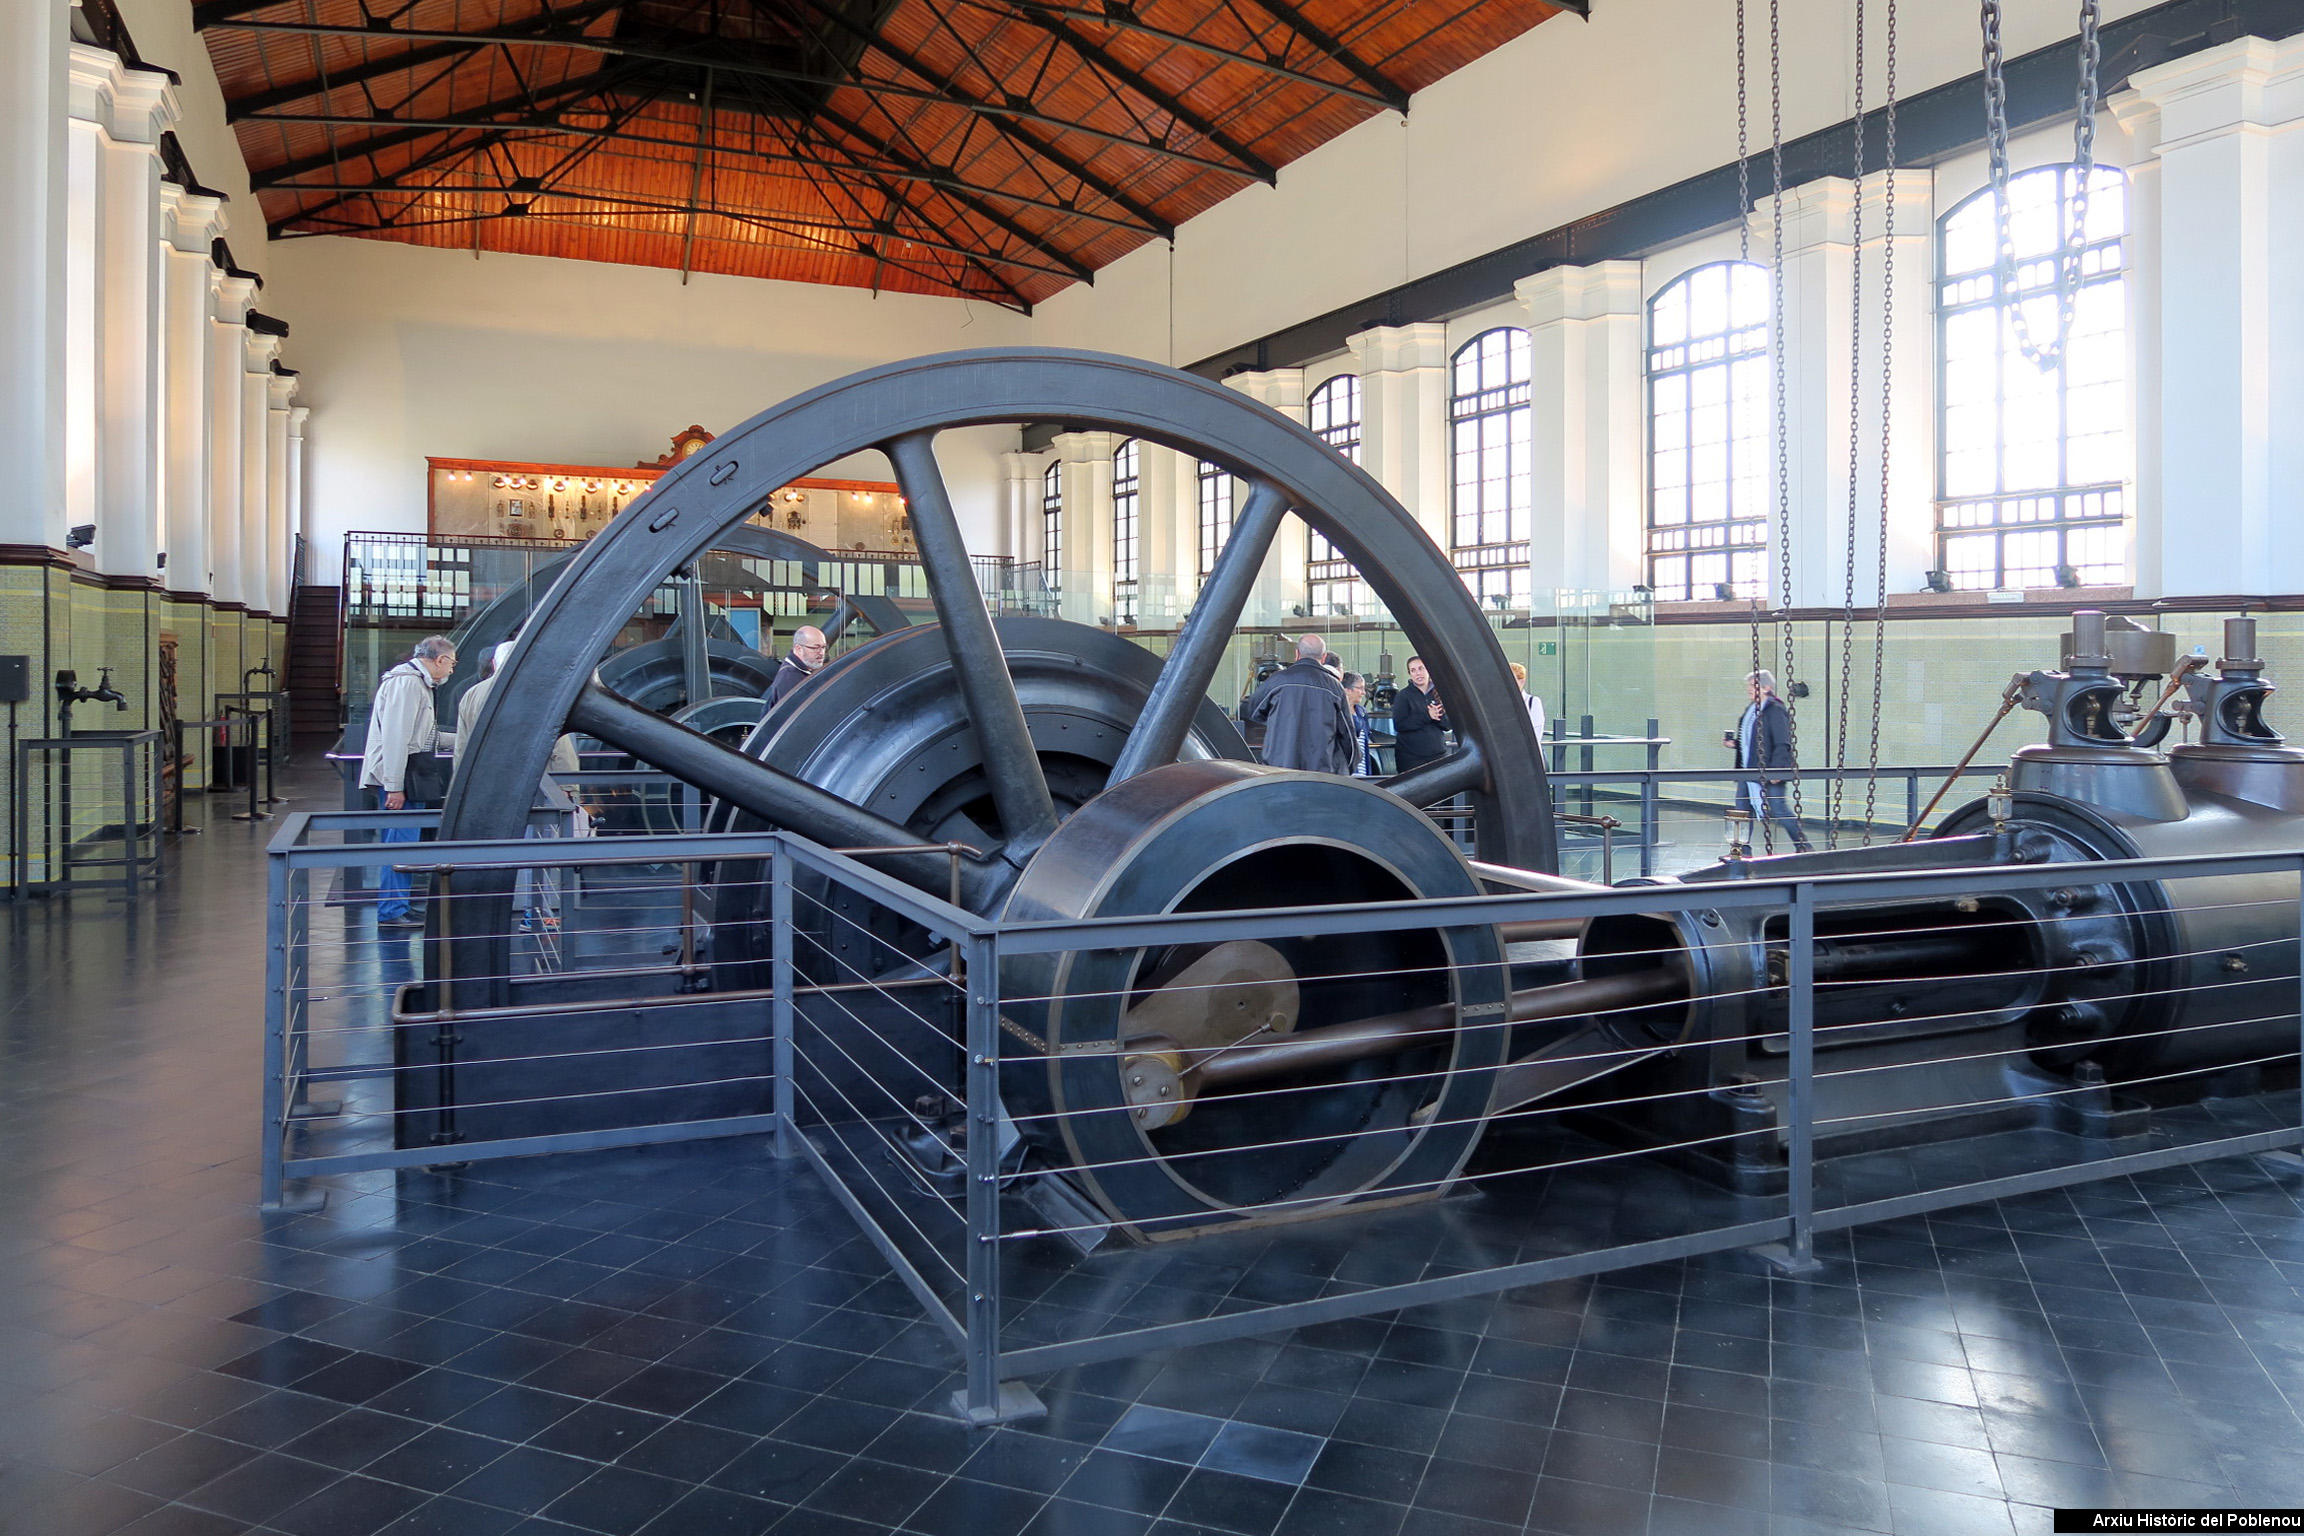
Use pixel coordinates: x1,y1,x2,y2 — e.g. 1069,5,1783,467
8,768,2304,1535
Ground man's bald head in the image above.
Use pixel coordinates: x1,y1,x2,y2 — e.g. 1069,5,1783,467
1296,633,1326,659
791,626,828,670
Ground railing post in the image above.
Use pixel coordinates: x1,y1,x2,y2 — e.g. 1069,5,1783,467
1907,772,1920,834
261,850,291,1208
1639,771,1657,879
1781,881,1822,1272
954,926,1034,1424
771,845,799,1161
1578,715,1596,820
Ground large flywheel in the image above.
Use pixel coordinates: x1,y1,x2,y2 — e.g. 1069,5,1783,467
440,349,1556,1232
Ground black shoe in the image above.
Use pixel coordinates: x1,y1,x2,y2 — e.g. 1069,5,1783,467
377,913,426,930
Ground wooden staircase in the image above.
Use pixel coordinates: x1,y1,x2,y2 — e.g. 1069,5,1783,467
286,584,343,747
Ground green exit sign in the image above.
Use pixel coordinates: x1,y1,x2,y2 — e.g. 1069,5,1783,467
1536,640,1558,656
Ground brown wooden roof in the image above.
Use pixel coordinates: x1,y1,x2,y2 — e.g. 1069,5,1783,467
195,0,1573,310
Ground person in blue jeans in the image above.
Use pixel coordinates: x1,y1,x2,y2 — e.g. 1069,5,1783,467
358,636,458,928
1728,667,1812,853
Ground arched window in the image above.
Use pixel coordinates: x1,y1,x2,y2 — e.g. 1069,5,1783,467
1305,375,1365,616
1449,328,1532,610
1647,261,1770,603
1040,460,1063,582
1938,165,2129,590
1196,461,1233,579
1113,438,1139,608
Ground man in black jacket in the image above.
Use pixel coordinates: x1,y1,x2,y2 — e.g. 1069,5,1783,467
1245,634,1355,773
766,625,828,707
1390,655,1449,772
1728,668,1812,851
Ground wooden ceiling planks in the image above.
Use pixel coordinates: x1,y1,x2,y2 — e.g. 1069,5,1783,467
201,0,1567,308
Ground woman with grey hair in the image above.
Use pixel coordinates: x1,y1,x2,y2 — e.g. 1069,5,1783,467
1726,668,1812,852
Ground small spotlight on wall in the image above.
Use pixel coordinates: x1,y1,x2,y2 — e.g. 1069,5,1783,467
1923,569,1953,594
65,524,94,550
2054,563,2082,588
1712,582,1735,601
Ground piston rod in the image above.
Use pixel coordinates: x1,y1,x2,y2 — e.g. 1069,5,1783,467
1182,966,1689,1092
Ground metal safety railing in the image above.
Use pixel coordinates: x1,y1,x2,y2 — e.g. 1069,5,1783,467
263,813,2304,1427
10,729,166,896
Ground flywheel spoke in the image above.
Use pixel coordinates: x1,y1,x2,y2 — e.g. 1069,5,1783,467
568,682,999,905
1381,744,1485,808
1109,479,1289,788
884,431,1060,852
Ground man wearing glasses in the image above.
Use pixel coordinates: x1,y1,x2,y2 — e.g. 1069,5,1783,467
768,625,829,707
358,635,458,929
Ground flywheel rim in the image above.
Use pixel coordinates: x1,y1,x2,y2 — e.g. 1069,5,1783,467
441,349,1558,996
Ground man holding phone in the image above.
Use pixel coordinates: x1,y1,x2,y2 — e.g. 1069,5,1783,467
1390,655,1450,772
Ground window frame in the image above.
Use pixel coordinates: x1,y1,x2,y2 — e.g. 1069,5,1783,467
1447,327,1533,612
1112,438,1140,607
1040,459,1062,584
1195,459,1234,580
1644,259,1772,604
1933,163,2130,592
1304,374,1366,617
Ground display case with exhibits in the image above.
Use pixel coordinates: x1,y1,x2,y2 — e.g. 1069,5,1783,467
426,427,912,550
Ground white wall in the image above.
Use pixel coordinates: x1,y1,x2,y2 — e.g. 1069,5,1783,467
1037,0,2166,366
259,236,1032,572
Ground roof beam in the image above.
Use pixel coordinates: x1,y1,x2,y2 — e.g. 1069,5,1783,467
1245,0,1406,110
737,73,1036,309
782,0,1172,237
207,14,1253,180
223,0,626,120
270,179,1082,282
804,99,1093,280
247,72,613,187
970,0,1404,111
1011,11,1276,183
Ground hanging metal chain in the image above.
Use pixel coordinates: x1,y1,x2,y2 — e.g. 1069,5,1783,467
1862,0,1899,844
1737,0,1760,674
1832,0,1869,849
1983,0,2103,371
1737,0,1752,265
1769,0,1800,840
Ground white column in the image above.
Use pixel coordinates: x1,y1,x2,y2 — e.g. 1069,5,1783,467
1054,430,1118,625
1742,176,1938,606
241,329,280,613
80,48,177,581
1344,323,1451,550
997,449,1038,560
266,371,295,611
1137,443,1188,624
0,0,67,547
2112,36,2304,597
63,69,102,545
288,404,310,570
1223,367,1308,620
1515,262,1645,595
207,273,255,605
160,186,226,593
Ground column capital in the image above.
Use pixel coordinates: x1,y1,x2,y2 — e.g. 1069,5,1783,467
66,44,179,143
161,183,230,253
1744,174,1931,255
1513,261,1643,326
244,330,283,371
214,271,258,323
999,449,1040,477
1223,367,1306,412
267,372,299,408
2112,33,2304,154
1345,321,1449,373
289,405,310,434
1053,429,1122,463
